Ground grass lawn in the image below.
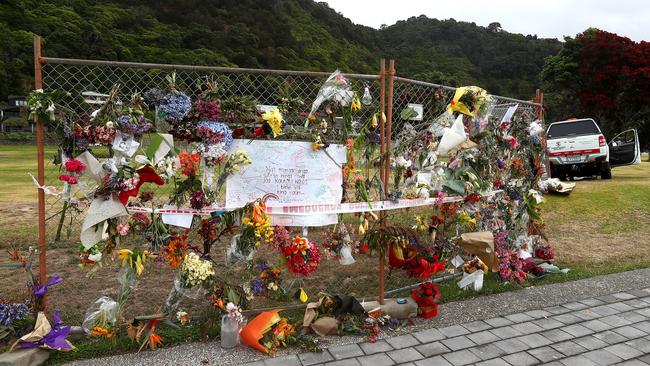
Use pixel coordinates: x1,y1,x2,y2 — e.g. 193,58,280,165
1,144,650,363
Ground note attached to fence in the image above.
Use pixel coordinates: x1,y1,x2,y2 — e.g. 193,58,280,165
226,140,347,223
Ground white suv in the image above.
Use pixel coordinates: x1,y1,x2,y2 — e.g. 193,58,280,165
546,118,640,180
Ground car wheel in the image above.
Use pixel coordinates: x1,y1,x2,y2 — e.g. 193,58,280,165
601,163,612,180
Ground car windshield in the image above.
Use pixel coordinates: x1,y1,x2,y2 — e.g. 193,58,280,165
547,120,600,139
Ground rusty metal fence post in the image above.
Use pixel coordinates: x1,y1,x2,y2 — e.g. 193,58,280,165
33,36,47,310
378,59,387,304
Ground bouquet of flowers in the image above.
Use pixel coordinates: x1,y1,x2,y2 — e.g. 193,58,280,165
281,236,321,277
59,158,85,185
181,253,215,288
0,302,31,342
194,120,233,168
534,245,554,261
240,310,297,355
164,253,215,314
246,260,283,299
497,249,527,284
240,200,274,248
410,282,441,319
117,248,155,277
404,256,445,280
162,232,190,269
463,257,488,274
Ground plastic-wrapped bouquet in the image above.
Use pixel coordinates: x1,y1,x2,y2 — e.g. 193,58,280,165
181,253,215,287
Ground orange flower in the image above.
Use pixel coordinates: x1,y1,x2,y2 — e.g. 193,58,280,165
91,326,109,337
162,234,189,269
149,332,163,351
179,151,201,176
346,138,354,149
212,295,225,309
252,201,266,224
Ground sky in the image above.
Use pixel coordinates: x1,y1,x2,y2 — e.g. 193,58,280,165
323,0,649,42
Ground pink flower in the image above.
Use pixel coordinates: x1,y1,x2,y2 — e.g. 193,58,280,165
499,268,512,280
117,223,130,236
506,136,518,149
448,157,461,169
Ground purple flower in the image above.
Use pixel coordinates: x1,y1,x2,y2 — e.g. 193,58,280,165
508,190,522,201
250,278,265,296
0,303,29,326
144,88,165,107
497,158,506,170
159,92,192,120
254,260,269,272
33,276,63,298
117,115,152,136
20,311,72,351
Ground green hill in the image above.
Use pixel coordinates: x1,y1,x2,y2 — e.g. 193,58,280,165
0,0,561,99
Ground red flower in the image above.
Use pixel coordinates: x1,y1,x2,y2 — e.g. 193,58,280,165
233,128,245,138
118,166,165,205
254,126,264,137
65,159,86,173
59,175,78,184
178,152,201,176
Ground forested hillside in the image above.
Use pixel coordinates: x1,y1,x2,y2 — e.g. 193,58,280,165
0,0,561,99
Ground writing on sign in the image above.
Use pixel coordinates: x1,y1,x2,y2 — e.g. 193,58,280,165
225,140,346,209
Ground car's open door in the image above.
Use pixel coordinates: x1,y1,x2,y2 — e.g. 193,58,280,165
609,129,641,167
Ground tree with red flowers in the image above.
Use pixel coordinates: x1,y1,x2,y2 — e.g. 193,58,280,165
541,28,650,149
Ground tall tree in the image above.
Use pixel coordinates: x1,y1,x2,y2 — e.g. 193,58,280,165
542,29,650,148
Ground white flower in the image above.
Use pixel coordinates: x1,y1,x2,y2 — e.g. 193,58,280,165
88,252,102,262
106,121,114,128
267,282,278,291
35,89,43,93
394,156,412,168
46,103,55,113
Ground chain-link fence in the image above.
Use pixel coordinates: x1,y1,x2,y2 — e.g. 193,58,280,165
36,56,542,312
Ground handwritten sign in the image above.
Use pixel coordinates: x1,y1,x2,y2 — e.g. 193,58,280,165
226,140,346,214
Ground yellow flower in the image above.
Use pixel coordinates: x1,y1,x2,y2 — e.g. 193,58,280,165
457,211,476,228
371,114,378,128
118,249,132,266
135,254,145,276
351,96,361,111
262,108,283,137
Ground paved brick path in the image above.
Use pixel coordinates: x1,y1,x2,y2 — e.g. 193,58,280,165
246,288,650,366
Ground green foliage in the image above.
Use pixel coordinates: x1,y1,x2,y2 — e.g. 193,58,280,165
541,29,650,148
1,132,33,141
379,16,562,97
2,116,28,127
0,0,560,101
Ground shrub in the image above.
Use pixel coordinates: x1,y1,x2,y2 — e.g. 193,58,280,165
5,132,33,142
3,117,29,127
